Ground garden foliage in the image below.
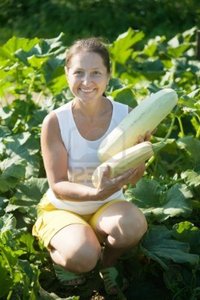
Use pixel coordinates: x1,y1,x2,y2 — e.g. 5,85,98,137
0,0,199,45
0,27,200,299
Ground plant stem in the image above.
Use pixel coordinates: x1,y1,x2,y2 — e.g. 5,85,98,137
164,114,176,140
28,73,35,95
177,116,184,137
194,113,200,138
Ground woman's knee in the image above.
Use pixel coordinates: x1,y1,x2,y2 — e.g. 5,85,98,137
66,244,101,273
50,225,101,273
108,206,148,248
51,241,101,273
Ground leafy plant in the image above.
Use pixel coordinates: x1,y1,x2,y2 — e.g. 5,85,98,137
0,27,199,299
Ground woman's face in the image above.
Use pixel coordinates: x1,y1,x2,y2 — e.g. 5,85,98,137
66,51,110,103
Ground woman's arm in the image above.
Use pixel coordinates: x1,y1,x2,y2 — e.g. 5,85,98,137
41,112,150,202
41,112,100,201
41,112,130,201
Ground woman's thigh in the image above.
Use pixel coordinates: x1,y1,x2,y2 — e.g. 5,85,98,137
50,223,101,257
50,224,101,272
33,209,89,248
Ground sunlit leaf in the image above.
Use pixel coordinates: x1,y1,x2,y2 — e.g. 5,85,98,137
126,180,192,222
172,221,200,255
181,170,200,187
0,256,13,298
0,214,16,233
109,28,144,64
0,157,26,192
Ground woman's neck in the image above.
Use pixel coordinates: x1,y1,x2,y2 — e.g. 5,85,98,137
72,97,110,120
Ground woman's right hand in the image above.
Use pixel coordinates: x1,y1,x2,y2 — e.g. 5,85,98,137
96,164,142,200
95,131,152,200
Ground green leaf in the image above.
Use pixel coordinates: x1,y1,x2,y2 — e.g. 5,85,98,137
142,225,199,269
0,36,39,62
143,36,166,57
28,55,49,68
4,132,40,178
17,259,40,298
0,255,13,298
109,28,144,64
163,184,193,218
130,59,164,81
18,233,37,254
110,86,137,107
0,125,11,138
177,136,200,167
126,178,162,207
0,197,7,214
126,180,192,222
172,221,200,255
181,169,200,187
1,157,26,179
10,178,48,209
167,28,196,58
39,33,65,55
0,214,16,234
0,157,26,192
167,39,190,58
163,263,199,297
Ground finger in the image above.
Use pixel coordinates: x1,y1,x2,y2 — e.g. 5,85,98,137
135,164,146,176
127,165,145,185
115,168,137,185
101,165,111,178
137,135,144,143
144,130,151,141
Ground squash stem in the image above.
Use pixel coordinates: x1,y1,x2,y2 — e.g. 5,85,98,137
152,141,166,153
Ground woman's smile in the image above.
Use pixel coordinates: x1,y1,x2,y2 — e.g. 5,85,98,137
66,51,109,102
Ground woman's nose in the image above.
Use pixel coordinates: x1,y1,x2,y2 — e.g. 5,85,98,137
82,73,91,84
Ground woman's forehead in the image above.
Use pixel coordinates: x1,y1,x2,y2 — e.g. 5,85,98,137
68,51,106,69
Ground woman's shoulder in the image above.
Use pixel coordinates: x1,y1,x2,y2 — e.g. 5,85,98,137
41,111,58,133
43,101,72,126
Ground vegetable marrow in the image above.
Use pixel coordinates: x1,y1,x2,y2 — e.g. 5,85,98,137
98,88,178,162
92,141,154,188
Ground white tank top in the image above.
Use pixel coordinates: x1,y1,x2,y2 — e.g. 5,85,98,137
47,99,129,214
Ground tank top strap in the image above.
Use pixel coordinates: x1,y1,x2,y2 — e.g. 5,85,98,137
53,101,73,151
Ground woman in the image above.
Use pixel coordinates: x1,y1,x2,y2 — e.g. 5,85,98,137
33,37,149,295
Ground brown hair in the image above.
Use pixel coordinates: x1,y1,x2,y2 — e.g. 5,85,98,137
65,37,111,74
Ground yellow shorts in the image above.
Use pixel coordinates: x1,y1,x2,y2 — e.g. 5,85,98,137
32,194,125,248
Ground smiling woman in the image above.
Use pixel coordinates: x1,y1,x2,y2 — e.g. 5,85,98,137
32,37,150,295
66,52,109,104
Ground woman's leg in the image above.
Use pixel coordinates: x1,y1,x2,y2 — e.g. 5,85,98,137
91,201,147,267
49,224,101,273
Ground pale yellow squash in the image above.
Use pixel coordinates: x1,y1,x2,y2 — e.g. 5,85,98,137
92,141,154,188
98,88,178,162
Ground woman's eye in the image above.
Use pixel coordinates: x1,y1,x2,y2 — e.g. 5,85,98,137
74,70,83,75
93,71,101,75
